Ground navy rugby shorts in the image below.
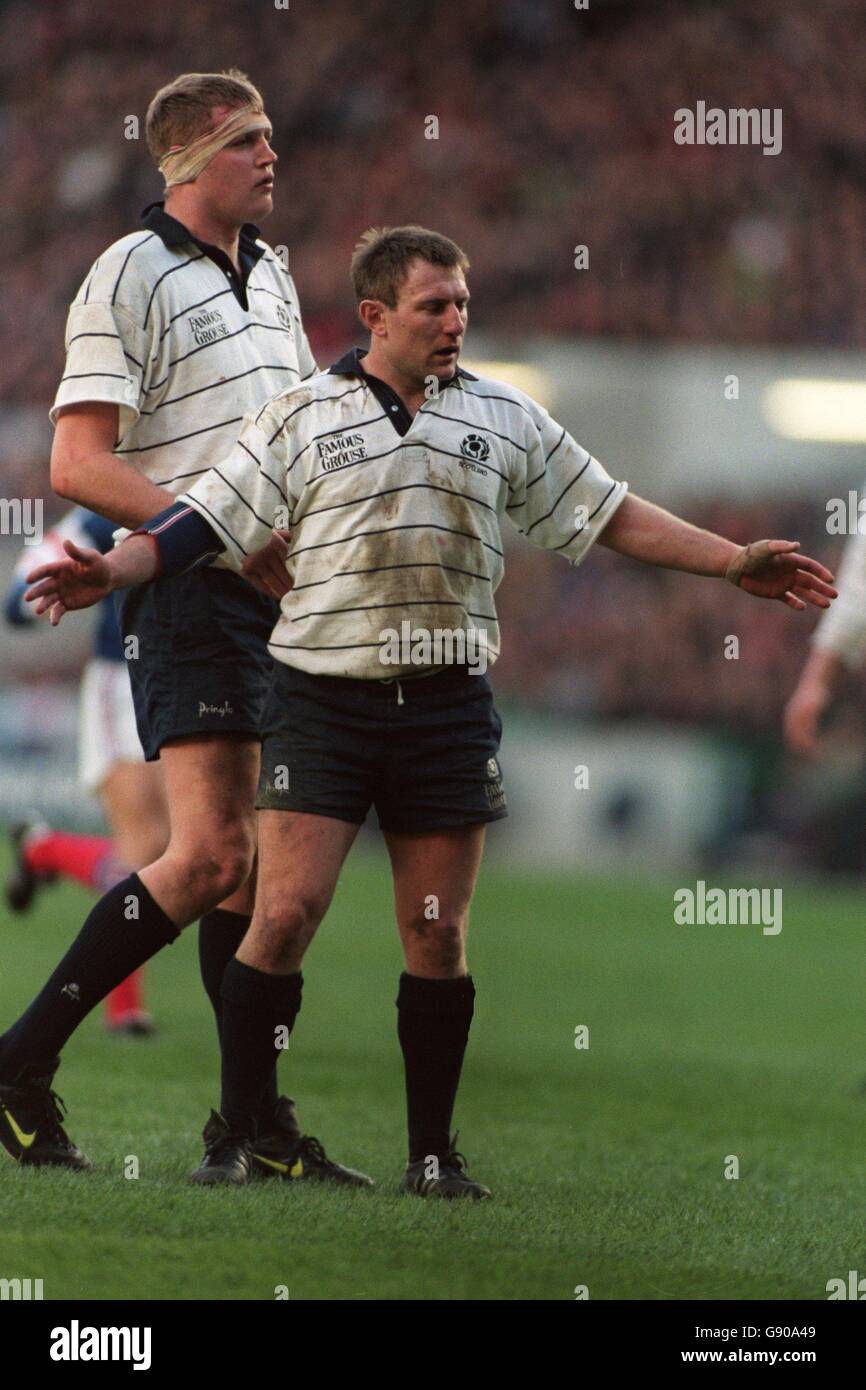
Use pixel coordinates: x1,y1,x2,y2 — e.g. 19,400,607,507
255,662,508,833
116,567,279,760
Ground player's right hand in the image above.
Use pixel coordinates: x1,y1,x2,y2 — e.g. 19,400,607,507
24,539,112,625
783,679,827,756
240,528,293,600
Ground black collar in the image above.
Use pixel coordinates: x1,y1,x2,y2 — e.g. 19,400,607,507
141,202,264,258
327,347,475,439
141,202,264,309
329,346,476,384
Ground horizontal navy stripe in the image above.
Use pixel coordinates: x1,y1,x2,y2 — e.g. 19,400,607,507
289,521,504,561
114,415,243,455
290,560,492,594
289,599,497,624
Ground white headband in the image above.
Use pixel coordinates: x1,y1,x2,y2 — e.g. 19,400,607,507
159,106,271,187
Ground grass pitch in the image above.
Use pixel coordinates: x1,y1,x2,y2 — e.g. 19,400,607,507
0,843,863,1301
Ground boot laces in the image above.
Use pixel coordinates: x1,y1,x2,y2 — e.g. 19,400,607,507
8,1081,69,1146
296,1134,329,1168
442,1132,469,1175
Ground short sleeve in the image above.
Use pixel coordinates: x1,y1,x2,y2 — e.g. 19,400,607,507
180,412,291,569
50,302,150,434
506,404,628,563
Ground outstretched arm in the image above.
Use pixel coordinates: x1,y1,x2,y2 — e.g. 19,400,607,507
24,503,223,625
25,499,291,626
25,534,161,625
597,493,837,611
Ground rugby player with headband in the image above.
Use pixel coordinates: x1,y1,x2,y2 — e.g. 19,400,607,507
0,70,370,1191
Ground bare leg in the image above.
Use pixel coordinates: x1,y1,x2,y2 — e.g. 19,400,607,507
237,811,360,973
98,760,169,1027
384,825,487,977
99,760,169,869
138,734,261,925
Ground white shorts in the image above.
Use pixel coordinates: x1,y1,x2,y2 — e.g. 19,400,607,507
78,658,144,794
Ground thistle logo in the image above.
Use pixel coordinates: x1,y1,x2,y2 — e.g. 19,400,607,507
460,433,490,462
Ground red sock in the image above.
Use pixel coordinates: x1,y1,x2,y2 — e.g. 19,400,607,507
105,971,144,1024
25,831,123,892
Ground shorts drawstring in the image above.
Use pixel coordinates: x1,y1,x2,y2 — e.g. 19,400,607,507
379,676,405,705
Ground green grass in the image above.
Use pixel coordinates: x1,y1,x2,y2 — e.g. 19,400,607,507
0,844,864,1300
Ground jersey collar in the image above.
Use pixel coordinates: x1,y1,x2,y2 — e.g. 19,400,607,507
140,202,264,309
141,202,264,257
328,347,476,438
328,346,477,386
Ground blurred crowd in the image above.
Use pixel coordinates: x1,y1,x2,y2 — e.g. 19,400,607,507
495,496,850,738
4,0,866,410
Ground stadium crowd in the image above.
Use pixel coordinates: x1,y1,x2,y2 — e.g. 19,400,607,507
3,0,866,412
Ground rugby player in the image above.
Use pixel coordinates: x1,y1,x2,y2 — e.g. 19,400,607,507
0,69,369,1187
784,507,866,755
17,226,837,1195
5,506,168,1035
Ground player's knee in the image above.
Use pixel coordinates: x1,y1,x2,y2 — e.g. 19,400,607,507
177,834,254,908
261,891,329,943
404,913,466,971
252,895,330,961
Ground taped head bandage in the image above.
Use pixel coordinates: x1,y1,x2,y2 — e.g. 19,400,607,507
158,105,271,188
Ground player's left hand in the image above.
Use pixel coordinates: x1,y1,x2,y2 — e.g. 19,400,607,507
240,528,293,600
725,540,837,610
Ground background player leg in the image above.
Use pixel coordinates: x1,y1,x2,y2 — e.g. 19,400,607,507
385,825,491,1198
99,759,168,1034
0,734,259,1091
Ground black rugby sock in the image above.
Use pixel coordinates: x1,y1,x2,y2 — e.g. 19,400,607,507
219,959,303,1138
198,909,280,1128
396,972,476,1163
0,874,179,1080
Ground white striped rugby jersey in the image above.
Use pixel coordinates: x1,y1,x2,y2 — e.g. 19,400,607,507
181,352,628,678
812,489,866,667
50,205,317,511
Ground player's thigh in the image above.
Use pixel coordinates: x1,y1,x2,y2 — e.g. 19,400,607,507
99,760,170,868
384,825,487,934
159,734,261,853
252,810,359,928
